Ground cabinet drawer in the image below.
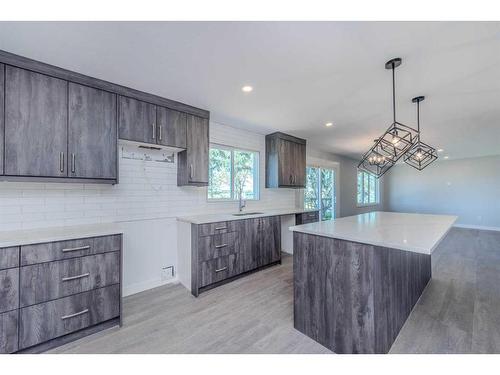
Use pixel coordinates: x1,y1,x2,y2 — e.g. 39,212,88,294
19,284,120,350
0,268,19,313
198,221,237,236
296,211,319,225
20,234,121,265
20,251,120,307
198,232,238,262
0,246,19,270
0,310,18,354
198,253,240,288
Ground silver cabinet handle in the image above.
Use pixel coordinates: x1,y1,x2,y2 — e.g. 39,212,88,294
61,309,89,320
158,124,162,141
59,152,64,173
215,267,227,273
215,226,227,230
62,273,90,282
71,153,76,173
215,244,228,249
189,164,193,179
62,245,90,253
152,123,156,140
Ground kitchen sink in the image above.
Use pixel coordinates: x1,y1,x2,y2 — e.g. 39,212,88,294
232,212,264,216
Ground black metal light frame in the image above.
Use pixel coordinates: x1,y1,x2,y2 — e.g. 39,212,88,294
404,96,438,170
358,58,419,178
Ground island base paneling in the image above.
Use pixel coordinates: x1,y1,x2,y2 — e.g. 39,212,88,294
293,232,431,354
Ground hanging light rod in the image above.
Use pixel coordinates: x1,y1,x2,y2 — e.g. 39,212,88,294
358,57,419,178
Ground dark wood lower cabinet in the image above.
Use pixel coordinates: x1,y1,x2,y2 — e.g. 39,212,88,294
0,233,122,354
191,216,282,296
293,232,431,354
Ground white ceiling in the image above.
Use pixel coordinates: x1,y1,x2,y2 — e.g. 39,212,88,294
0,21,499,160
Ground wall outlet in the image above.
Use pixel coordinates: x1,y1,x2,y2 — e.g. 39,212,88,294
161,266,175,281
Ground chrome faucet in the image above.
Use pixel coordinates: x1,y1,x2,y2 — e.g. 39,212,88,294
238,189,246,212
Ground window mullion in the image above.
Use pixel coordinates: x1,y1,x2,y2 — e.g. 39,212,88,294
230,149,235,200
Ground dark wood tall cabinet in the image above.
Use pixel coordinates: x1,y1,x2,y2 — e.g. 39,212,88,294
265,132,306,188
177,115,209,186
68,83,117,180
4,66,68,178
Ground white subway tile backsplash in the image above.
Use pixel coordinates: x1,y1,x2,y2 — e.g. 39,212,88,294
0,122,297,231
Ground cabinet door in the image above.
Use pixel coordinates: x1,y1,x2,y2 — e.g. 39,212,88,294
5,66,68,177
118,96,156,144
237,219,259,272
0,310,18,353
0,64,4,175
259,216,281,266
293,142,306,187
157,107,187,148
278,138,294,186
186,115,209,184
68,83,117,179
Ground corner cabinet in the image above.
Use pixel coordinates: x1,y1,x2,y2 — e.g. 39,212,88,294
265,132,306,188
177,115,209,186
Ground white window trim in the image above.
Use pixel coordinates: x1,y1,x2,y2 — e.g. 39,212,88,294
207,143,260,202
356,170,380,207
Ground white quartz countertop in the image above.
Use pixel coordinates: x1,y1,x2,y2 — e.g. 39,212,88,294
0,223,123,248
177,208,319,225
289,211,457,255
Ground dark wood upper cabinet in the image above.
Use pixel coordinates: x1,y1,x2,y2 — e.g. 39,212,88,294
118,96,157,144
265,132,306,188
178,115,209,186
68,83,117,180
4,66,68,178
156,106,187,148
0,64,4,175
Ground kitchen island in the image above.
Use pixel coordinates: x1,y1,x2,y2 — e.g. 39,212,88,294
289,211,457,354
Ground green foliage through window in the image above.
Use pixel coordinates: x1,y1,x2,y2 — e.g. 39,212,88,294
304,166,336,221
357,171,379,206
208,145,259,200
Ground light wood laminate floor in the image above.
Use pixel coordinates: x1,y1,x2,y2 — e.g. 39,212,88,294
50,228,500,354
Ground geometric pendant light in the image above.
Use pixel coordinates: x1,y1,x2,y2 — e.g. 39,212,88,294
358,57,419,178
403,96,438,170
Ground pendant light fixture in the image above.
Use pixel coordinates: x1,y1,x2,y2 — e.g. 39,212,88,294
403,96,438,170
358,57,419,178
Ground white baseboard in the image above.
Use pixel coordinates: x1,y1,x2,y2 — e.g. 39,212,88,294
123,277,179,297
453,224,500,232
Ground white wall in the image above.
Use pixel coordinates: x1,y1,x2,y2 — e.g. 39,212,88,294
384,154,500,229
0,121,296,296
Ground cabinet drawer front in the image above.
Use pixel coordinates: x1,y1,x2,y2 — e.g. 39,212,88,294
20,252,120,307
0,268,19,313
198,232,237,262
0,246,19,270
198,221,236,236
21,234,121,265
198,253,240,288
19,284,120,350
0,310,18,354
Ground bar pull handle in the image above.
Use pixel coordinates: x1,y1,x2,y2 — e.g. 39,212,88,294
158,124,162,141
152,123,156,140
71,153,76,173
214,226,227,231
215,267,227,273
62,245,91,253
189,164,193,179
59,152,64,173
61,309,89,320
62,273,90,282
215,244,228,249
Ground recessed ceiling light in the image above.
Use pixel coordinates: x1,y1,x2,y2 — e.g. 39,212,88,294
241,85,253,93
444,156,449,159
325,122,333,127
438,149,444,152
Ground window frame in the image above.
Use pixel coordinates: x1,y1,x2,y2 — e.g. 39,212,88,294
304,165,337,221
356,170,380,207
207,143,260,202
